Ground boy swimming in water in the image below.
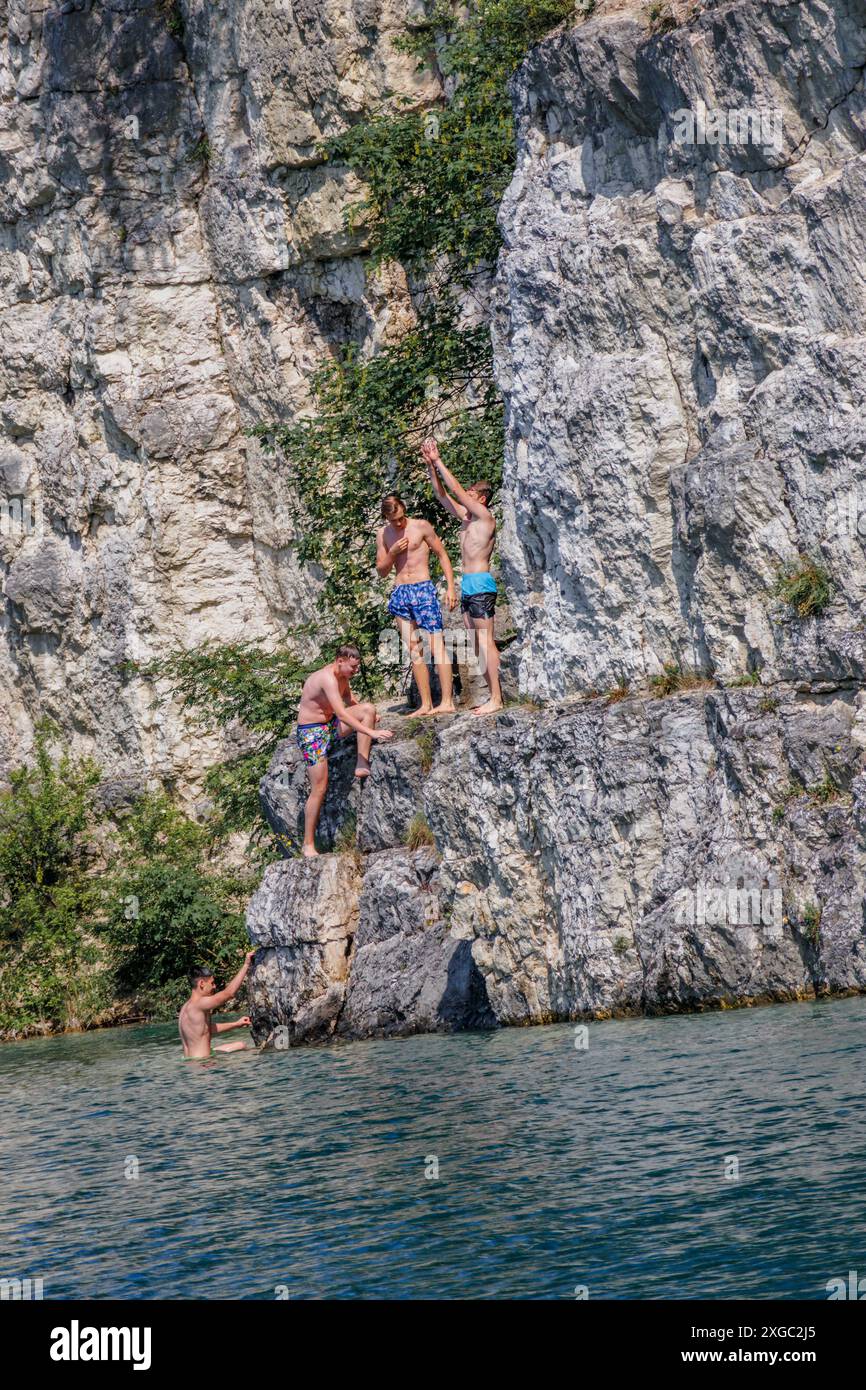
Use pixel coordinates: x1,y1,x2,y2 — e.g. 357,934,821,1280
178,954,256,1059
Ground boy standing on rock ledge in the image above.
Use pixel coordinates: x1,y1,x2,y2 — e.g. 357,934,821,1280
422,436,503,715
376,492,457,716
296,644,393,857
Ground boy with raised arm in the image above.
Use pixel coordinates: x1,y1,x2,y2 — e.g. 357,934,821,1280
295,643,393,856
376,493,457,717
179,954,256,1058
421,436,503,715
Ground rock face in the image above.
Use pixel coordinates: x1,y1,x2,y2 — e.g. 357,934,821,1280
246,840,495,1043
248,682,866,1041
0,0,435,792
495,0,866,700
244,0,866,1045
4,0,866,1041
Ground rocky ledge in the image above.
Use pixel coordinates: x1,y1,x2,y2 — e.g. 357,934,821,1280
247,683,866,1045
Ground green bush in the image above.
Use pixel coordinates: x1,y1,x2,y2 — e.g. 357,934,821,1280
103,794,252,1011
0,731,258,1036
140,640,316,845
772,556,833,618
0,725,103,1034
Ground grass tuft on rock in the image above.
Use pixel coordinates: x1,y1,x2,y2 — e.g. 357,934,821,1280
772,556,833,619
650,662,710,698
405,813,436,851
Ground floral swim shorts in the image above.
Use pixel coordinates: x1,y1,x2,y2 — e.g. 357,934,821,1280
387,579,443,632
296,715,339,766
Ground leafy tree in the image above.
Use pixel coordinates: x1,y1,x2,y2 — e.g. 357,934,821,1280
0,723,103,1032
103,793,252,1016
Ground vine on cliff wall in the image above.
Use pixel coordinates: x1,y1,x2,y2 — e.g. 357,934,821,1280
254,0,575,663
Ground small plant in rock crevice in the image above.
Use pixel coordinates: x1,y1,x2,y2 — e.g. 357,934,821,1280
650,662,710,697
772,556,833,619
801,902,822,947
186,135,211,169
405,813,436,851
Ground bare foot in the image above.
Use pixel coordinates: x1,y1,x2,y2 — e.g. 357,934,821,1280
302,845,320,858
415,705,435,717
355,763,371,779
430,703,456,715
472,699,504,717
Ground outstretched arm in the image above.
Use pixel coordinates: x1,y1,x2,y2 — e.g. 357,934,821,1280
425,456,466,521
423,437,489,519
214,1016,251,1033
322,673,393,741
199,951,256,1012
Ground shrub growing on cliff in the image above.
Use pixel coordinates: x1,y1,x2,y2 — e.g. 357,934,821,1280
0,724,104,1033
104,794,252,1018
254,0,573,660
772,556,833,619
326,0,576,275
140,640,316,845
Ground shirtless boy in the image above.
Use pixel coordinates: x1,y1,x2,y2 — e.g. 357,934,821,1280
422,436,502,714
376,494,457,716
296,643,393,856
178,954,256,1059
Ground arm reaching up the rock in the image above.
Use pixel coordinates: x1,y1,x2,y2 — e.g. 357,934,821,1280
423,438,466,520
198,951,256,1012
422,437,490,520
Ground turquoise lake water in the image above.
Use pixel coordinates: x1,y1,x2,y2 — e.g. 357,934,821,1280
2,995,865,1300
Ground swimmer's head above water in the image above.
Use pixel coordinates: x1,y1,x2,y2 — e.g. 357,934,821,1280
179,951,256,1059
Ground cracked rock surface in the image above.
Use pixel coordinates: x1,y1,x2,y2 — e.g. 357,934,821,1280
495,0,866,699
0,0,433,795
249,681,866,1041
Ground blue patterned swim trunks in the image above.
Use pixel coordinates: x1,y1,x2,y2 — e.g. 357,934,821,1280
296,715,339,765
387,580,443,632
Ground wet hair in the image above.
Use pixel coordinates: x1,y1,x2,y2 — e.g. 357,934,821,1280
381,493,406,521
335,643,361,663
472,480,493,506
190,967,214,986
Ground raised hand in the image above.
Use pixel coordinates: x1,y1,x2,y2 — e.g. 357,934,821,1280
421,436,441,466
